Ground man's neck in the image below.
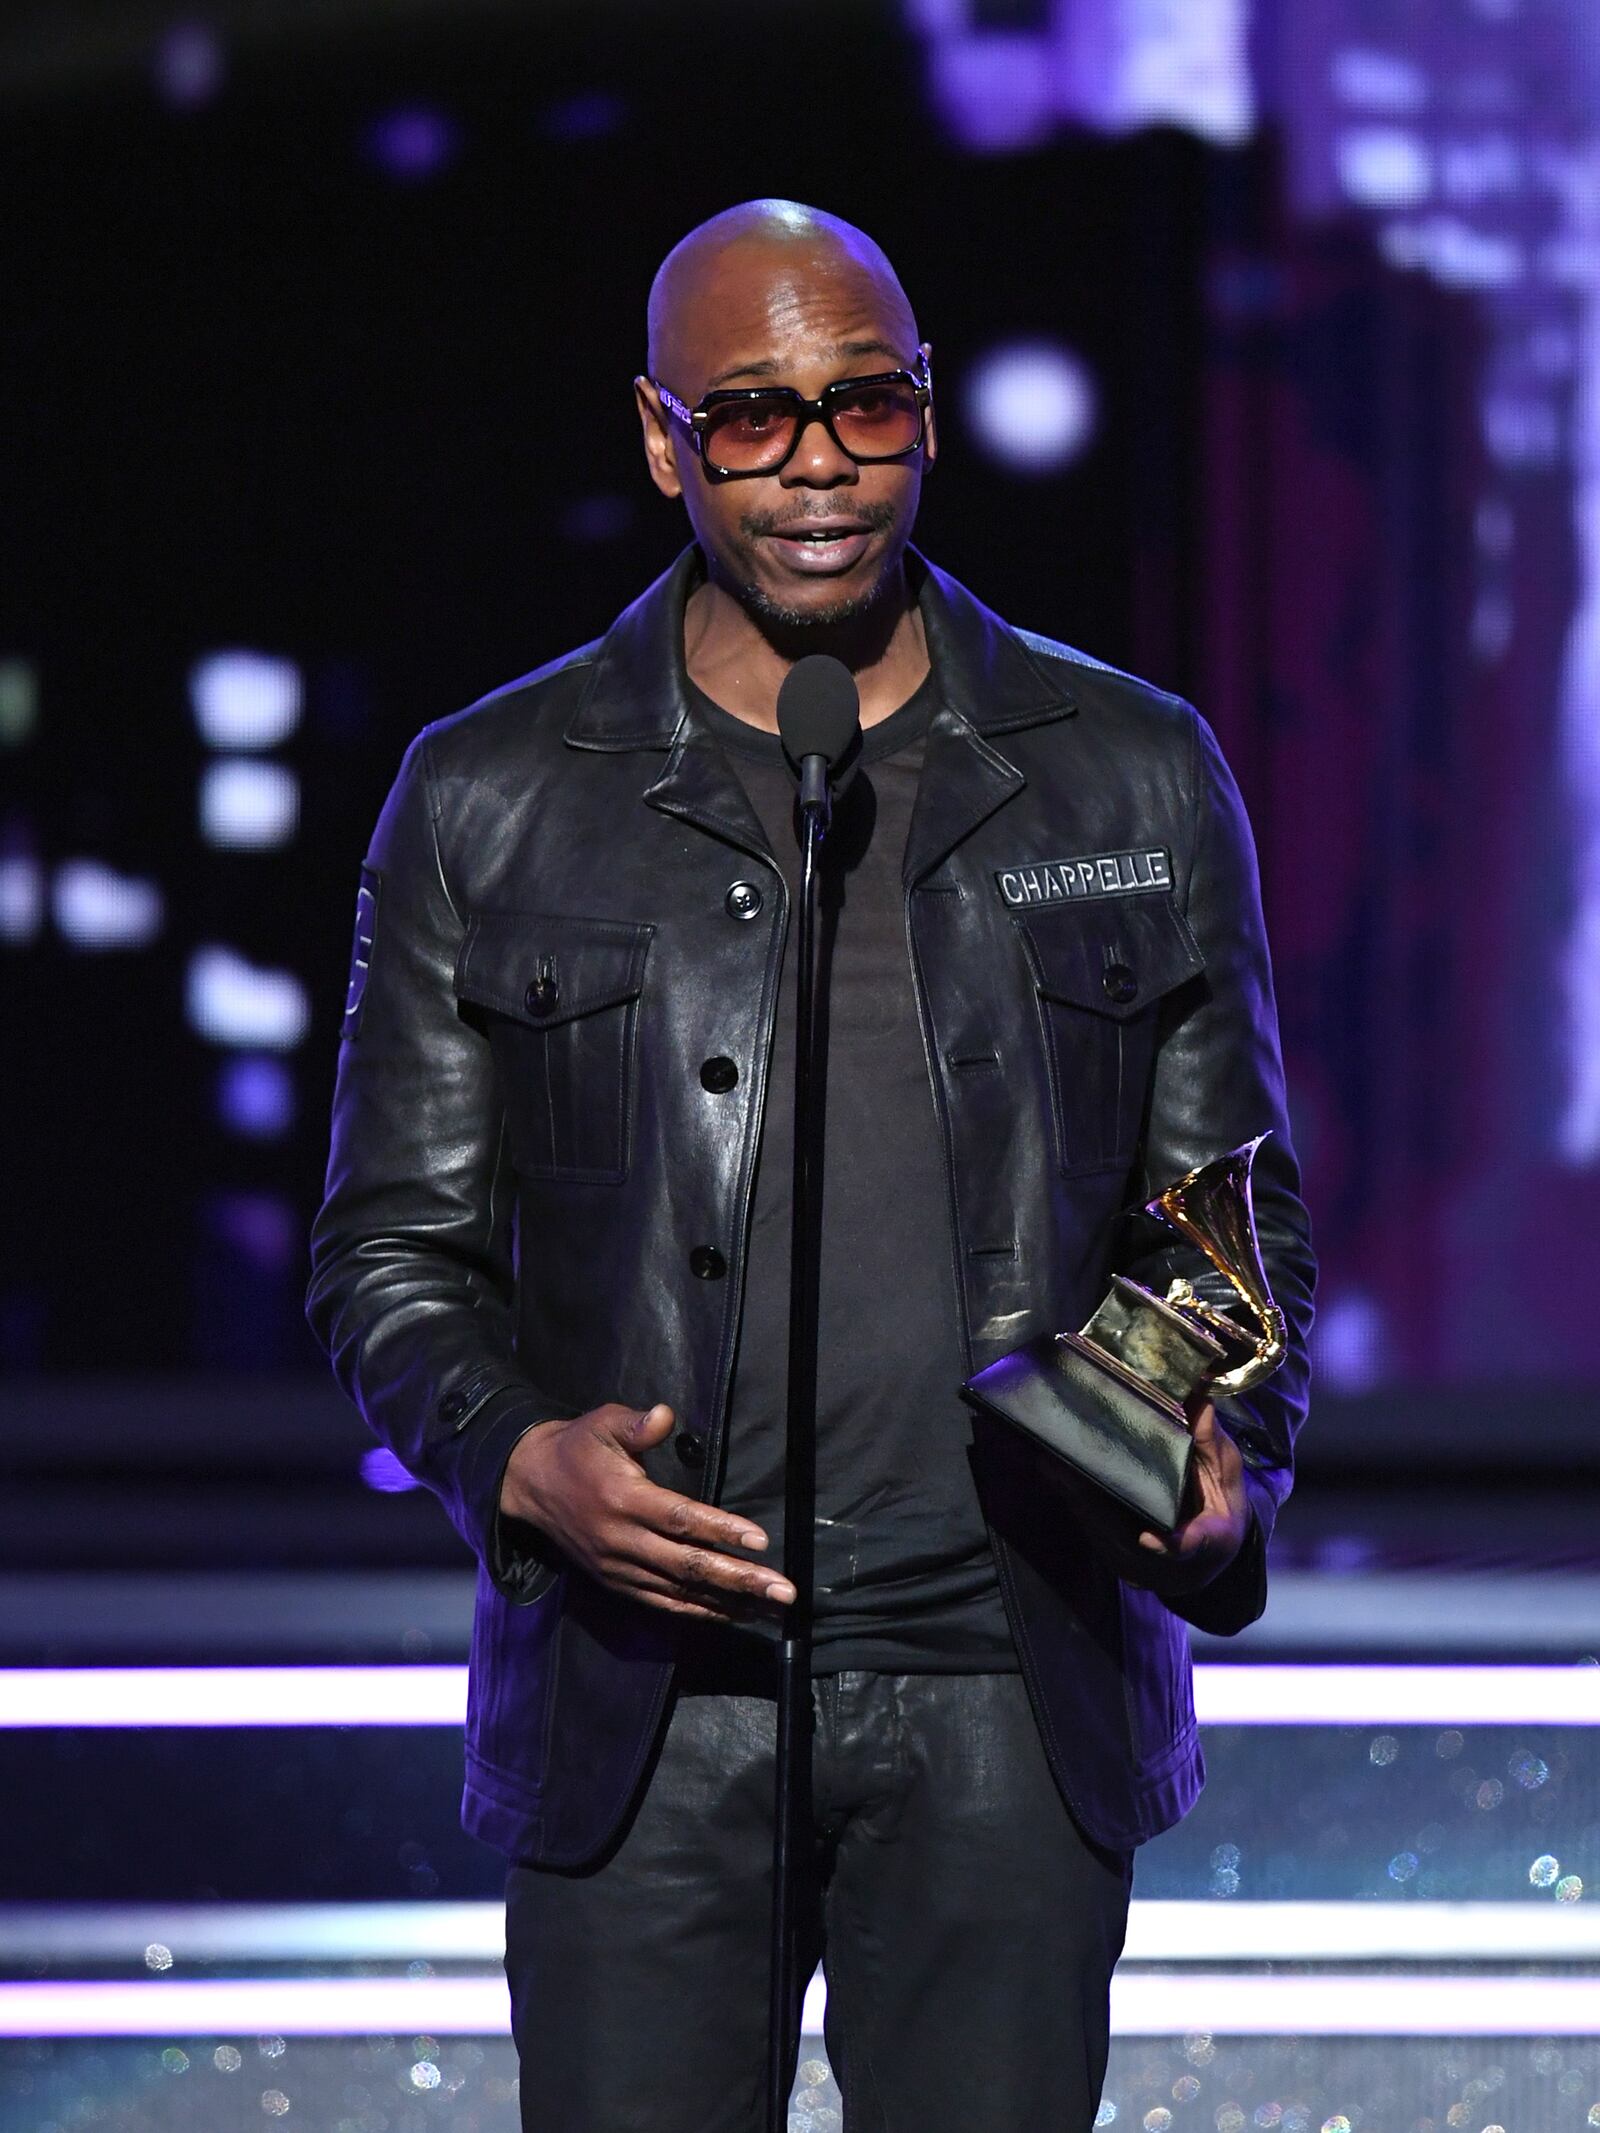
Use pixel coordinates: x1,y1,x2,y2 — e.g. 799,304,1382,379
682,565,931,734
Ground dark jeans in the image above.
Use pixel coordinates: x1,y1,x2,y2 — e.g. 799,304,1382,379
504,1669,1132,2132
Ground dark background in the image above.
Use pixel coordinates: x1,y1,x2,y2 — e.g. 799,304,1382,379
4,0,1596,1571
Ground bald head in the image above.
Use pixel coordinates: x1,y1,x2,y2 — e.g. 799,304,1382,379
646,199,919,391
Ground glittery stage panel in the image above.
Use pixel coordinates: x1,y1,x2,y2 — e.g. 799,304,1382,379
1138,1721,1599,1904
0,2036,519,2133
1097,2037,1600,2132
12,2035,1600,2132
0,2037,841,2131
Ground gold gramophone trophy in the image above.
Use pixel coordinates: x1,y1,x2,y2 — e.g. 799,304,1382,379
962,1134,1289,1535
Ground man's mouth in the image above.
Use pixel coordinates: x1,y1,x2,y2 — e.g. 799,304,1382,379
762,520,878,572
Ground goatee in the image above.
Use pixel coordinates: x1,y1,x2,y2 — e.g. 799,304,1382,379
737,573,896,635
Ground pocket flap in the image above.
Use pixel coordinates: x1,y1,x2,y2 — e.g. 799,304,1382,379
1015,896,1202,1022
455,911,654,1029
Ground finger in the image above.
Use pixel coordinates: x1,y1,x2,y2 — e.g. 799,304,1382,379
635,1481,773,1559
613,1556,792,1619
586,1402,675,1460
621,1401,675,1447
625,1528,797,1607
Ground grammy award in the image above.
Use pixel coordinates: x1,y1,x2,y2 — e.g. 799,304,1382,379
962,1134,1288,1535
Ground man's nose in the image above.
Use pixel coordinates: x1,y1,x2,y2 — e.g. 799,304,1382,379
779,412,857,486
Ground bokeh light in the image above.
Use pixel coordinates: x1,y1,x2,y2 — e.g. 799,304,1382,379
186,947,309,1049
963,342,1097,474
52,861,164,950
200,761,300,850
366,106,459,180
190,653,302,751
217,1055,296,1140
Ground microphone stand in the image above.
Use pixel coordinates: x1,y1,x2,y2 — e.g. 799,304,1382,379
767,748,831,2133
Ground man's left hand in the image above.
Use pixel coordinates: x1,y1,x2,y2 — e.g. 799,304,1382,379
1039,1400,1251,1598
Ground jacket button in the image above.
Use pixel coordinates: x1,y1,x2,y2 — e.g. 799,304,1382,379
1102,963,1138,1005
525,959,559,1015
700,1055,739,1092
675,1429,706,1468
725,880,763,920
689,1245,727,1280
439,1390,469,1425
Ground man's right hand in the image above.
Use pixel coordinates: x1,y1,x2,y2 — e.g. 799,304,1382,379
497,1402,796,1624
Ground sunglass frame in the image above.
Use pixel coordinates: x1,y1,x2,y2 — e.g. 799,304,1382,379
652,361,932,481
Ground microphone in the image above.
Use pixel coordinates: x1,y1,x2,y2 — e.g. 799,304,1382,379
776,655,862,820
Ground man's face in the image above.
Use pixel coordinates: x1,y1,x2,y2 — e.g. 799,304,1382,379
637,243,935,631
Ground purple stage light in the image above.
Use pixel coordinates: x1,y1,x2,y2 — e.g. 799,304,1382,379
217,1056,295,1140
153,21,225,109
0,854,43,944
366,107,459,181
926,33,1056,153
0,1665,469,1727
189,651,301,750
1110,1973,1600,2037
964,341,1098,474
536,89,628,142
1330,46,1429,116
7,1898,1598,1968
5,1967,1600,2040
52,860,164,951
907,0,1253,154
0,1975,511,2037
1336,126,1434,210
187,946,309,1048
359,1446,422,1494
4,1664,1597,1730
207,1191,298,1274
200,759,299,849
1312,1292,1386,1394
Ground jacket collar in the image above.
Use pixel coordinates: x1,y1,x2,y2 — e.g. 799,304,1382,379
564,543,1077,752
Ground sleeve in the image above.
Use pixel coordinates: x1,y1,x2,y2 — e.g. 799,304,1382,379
1114,707,1317,1636
305,732,572,1605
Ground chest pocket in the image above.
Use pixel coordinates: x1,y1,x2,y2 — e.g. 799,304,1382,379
1014,896,1203,1178
455,911,654,1184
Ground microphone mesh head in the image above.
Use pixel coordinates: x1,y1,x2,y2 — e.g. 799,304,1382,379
776,655,861,767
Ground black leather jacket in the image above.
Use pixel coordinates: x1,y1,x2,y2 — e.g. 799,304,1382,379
307,546,1314,1865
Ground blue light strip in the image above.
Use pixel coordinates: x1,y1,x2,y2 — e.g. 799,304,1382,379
4,1664,1599,1728
5,1970,1600,2039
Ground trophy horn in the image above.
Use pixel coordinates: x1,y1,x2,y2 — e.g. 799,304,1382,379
1147,1132,1289,1396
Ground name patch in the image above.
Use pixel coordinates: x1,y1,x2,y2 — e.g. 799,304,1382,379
995,847,1172,907
342,864,381,1041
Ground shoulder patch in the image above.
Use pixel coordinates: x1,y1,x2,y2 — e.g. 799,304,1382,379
342,865,381,1041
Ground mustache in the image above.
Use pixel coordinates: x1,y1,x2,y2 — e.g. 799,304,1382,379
739,499,899,539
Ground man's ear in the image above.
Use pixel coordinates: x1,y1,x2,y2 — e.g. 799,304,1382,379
634,376,684,500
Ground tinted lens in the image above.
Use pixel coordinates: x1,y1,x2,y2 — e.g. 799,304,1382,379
829,379,922,459
701,394,800,472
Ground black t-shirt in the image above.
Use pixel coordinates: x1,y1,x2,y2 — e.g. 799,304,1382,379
683,671,1017,1676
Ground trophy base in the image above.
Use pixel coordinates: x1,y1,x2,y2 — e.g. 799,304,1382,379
962,1331,1195,1536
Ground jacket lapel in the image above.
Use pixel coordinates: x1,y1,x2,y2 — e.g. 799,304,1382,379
902,706,1026,888
641,714,776,867
901,553,1077,886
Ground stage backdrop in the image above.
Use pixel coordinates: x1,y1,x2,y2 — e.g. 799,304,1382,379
4,0,1596,1559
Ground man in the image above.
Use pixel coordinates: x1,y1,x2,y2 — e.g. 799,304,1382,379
307,199,1314,2132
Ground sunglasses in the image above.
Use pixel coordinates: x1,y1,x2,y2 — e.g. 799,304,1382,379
651,355,932,481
